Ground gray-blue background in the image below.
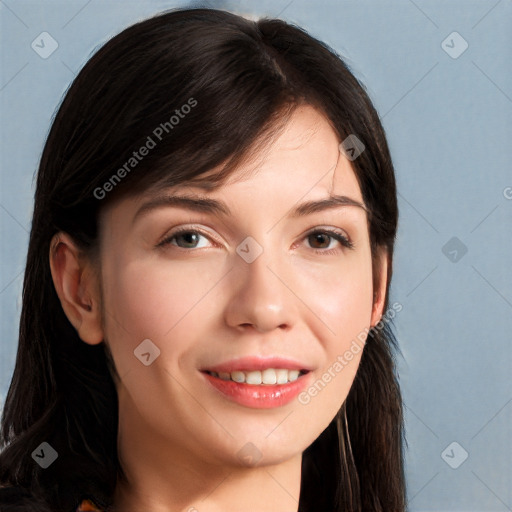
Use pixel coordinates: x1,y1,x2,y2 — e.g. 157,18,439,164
1,1,511,510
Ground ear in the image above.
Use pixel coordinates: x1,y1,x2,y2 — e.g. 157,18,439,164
49,232,104,345
370,246,389,327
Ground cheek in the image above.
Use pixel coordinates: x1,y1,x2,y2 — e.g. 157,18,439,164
100,254,226,375
290,249,374,412
292,246,374,342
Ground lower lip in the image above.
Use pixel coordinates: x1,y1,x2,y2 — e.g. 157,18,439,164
202,372,310,409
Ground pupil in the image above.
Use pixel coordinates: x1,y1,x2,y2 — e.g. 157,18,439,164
181,233,198,247
311,233,329,248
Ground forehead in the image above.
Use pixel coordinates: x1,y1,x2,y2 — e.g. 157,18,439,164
103,105,366,223
164,105,361,199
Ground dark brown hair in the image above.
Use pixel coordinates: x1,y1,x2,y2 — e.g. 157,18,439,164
0,7,405,511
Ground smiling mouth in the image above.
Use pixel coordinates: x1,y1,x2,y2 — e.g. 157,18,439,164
203,368,309,385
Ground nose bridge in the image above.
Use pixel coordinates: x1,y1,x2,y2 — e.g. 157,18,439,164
224,236,295,332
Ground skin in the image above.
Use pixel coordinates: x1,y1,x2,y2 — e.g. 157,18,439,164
50,105,388,512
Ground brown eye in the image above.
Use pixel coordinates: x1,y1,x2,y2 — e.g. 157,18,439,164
306,230,353,251
308,232,332,249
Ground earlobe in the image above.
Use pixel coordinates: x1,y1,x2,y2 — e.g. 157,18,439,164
49,232,104,345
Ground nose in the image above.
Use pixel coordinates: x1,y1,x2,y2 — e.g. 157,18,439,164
223,249,296,334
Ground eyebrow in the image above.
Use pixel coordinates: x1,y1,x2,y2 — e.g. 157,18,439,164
133,192,367,225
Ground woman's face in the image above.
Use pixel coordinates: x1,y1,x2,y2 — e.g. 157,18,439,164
96,104,385,468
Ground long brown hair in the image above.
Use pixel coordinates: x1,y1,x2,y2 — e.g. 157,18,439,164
0,8,406,511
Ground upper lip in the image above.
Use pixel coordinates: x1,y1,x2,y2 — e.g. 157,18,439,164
202,356,312,373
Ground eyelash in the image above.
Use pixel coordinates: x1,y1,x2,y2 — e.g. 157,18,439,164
306,229,355,254
157,227,354,255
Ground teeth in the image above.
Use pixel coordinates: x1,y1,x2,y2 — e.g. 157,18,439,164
276,369,288,384
288,370,300,381
231,371,245,383
246,371,262,385
262,368,277,385
208,368,304,385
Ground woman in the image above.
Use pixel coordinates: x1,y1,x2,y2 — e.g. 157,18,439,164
0,7,405,511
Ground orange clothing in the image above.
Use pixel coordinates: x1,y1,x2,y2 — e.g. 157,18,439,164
76,498,104,511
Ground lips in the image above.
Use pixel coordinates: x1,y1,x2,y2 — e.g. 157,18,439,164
201,356,312,374
200,356,312,408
